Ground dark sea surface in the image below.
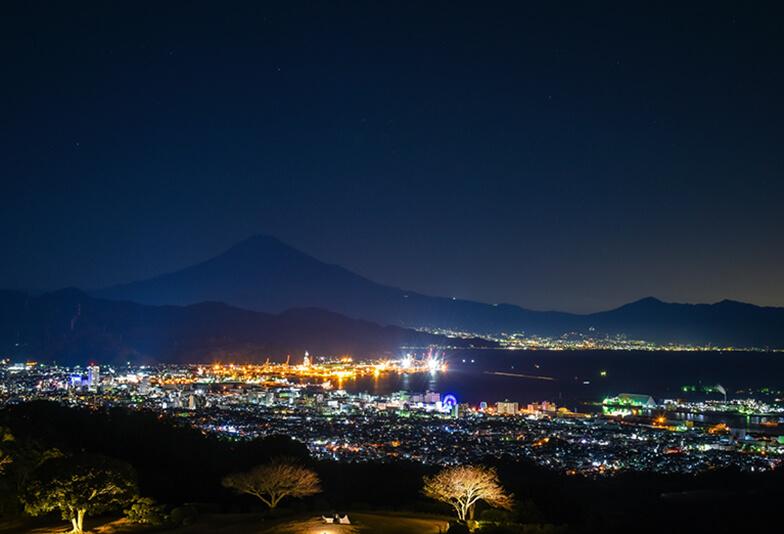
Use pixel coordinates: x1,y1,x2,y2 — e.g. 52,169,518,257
341,349,784,410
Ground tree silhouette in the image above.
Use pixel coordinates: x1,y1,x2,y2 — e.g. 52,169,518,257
22,454,137,533
423,465,513,522
222,458,321,509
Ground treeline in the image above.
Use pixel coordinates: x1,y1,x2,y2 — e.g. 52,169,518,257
1,402,783,533
1,401,309,506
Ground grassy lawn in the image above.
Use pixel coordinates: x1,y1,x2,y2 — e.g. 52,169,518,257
349,512,449,533
0,512,447,534
0,512,451,534
192,512,450,534
0,516,152,533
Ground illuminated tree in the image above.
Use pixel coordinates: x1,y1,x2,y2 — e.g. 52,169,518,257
423,465,513,522
0,427,13,474
222,458,321,509
22,454,137,534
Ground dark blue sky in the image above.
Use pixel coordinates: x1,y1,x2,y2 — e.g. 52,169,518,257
1,2,782,312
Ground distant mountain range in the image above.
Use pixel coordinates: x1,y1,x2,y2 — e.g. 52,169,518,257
94,235,784,348
0,288,488,365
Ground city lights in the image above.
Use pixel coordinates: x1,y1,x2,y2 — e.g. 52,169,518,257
2,358,782,477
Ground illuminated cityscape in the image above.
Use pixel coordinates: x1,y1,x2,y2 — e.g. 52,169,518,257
3,356,782,477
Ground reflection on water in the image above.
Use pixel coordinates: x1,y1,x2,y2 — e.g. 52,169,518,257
635,408,781,435
337,349,784,413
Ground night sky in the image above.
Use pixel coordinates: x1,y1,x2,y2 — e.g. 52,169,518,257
1,2,782,313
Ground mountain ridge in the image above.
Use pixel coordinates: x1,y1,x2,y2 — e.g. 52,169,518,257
0,288,489,365
93,235,784,347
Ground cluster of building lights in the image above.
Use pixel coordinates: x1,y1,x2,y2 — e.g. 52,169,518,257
2,357,783,476
148,351,448,390
418,328,780,352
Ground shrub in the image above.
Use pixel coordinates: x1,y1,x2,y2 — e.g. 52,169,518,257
481,508,515,523
168,504,199,527
125,496,165,526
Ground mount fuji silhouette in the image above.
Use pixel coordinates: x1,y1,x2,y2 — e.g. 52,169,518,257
94,235,784,348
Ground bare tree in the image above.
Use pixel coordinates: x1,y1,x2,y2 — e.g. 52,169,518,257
423,465,513,522
222,458,321,509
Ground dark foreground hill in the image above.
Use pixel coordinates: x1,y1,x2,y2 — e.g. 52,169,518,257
3,402,783,534
0,289,487,365
96,235,784,347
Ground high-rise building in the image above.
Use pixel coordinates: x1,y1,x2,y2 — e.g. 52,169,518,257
455,403,471,418
87,365,100,390
68,374,85,389
496,400,519,415
527,401,558,414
